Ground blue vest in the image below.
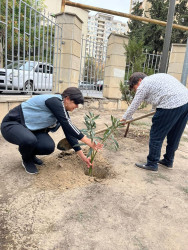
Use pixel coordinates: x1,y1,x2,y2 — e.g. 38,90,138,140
21,94,62,130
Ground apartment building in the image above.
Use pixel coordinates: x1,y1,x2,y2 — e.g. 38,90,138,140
86,13,128,60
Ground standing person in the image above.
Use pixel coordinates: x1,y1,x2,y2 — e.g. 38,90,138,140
122,72,188,172
1,87,103,174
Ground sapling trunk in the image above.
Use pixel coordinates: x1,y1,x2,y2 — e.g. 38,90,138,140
89,150,97,176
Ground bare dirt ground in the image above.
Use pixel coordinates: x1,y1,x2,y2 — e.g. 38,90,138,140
0,108,188,250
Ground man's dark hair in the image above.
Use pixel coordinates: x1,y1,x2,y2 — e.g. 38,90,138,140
61,87,84,105
128,72,147,90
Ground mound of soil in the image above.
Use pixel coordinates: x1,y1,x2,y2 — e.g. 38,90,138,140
34,149,114,191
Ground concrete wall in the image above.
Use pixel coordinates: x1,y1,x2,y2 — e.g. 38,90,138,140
0,96,30,124
0,95,155,125
103,33,129,99
0,95,130,124
168,43,188,87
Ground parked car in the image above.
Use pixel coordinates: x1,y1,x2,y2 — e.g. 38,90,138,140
95,80,104,91
78,81,95,90
0,61,53,93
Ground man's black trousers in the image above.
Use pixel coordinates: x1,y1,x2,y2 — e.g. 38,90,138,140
147,102,188,167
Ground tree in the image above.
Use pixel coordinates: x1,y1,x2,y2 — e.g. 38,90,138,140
171,0,188,44
120,38,154,107
128,2,145,42
128,0,188,53
124,38,147,75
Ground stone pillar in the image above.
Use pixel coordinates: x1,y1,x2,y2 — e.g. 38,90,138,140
103,33,129,99
53,12,83,93
167,43,188,87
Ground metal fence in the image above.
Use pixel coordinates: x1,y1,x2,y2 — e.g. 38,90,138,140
78,36,107,97
0,0,62,94
79,37,162,96
125,52,162,81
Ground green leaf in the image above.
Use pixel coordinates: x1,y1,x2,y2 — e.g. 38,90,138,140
113,139,119,149
111,115,114,123
93,114,100,120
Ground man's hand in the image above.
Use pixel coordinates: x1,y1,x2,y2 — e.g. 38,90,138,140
120,119,126,125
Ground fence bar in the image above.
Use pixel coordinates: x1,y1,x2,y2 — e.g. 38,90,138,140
45,14,50,90
79,34,84,84
17,0,21,90
49,17,53,90
37,13,41,91
4,0,8,90
58,26,62,93
28,8,32,89
11,0,15,90
53,25,58,92
23,5,27,89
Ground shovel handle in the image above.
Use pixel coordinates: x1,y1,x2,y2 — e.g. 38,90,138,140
95,111,155,135
124,123,130,137
57,111,155,151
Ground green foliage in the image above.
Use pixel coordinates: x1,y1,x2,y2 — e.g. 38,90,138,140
82,112,123,176
124,38,146,73
120,38,154,107
120,80,135,106
171,0,188,44
128,0,188,53
128,2,145,41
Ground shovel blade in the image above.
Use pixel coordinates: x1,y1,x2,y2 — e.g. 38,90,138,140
57,138,72,151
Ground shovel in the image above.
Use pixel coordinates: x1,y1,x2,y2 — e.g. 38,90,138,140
57,111,155,151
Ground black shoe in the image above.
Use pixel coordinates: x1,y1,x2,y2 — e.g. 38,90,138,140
158,159,173,169
22,161,38,174
135,163,158,172
33,156,43,165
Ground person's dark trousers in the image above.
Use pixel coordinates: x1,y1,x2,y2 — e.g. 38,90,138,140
147,102,188,168
1,121,55,162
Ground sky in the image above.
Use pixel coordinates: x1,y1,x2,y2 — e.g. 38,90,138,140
70,0,131,23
